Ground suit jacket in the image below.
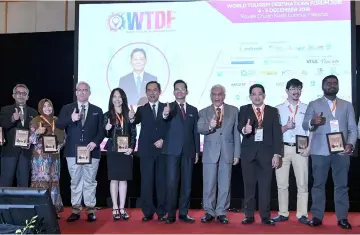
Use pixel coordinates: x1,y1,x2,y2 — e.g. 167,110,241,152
55,102,104,159
238,104,282,162
0,104,38,157
133,102,167,156
162,102,200,157
197,104,241,164
119,72,157,106
302,96,357,156
103,111,137,152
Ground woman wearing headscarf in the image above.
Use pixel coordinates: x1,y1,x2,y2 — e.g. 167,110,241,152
29,99,65,217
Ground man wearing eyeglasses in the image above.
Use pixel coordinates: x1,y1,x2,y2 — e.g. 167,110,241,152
56,81,104,222
273,79,309,225
0,84,38,187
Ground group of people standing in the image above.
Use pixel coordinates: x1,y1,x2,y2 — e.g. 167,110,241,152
0,74,357,229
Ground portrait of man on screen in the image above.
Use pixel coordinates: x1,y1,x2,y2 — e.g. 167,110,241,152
119,48,157,106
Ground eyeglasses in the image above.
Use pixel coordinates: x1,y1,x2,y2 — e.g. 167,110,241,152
77,89,89,93
14,91,28,96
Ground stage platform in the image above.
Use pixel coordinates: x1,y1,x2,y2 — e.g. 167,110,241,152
58,208,360,234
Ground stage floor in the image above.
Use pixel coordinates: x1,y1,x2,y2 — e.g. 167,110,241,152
58,208,360,234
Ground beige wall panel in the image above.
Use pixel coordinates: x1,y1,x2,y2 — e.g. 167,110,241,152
0,2,5,34
67,0,75,31
7,2,36,33
36,1,66,32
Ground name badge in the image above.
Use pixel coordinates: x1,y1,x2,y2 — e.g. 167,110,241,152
330,119,339,133
255,128,263,142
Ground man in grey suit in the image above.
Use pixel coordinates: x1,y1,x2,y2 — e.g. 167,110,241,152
197,84,240,224
119,48,157,106
302,75,357,229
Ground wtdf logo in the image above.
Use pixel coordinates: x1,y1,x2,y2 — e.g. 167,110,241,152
108,11,176,32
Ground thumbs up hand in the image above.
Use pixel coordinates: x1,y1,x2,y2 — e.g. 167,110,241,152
163,103,170,117
244,119,252,134
209,115,217,129
105,119,112,131
129,105,135,120
12,108,20,122
36,122,46,134
71,108,81,122
286,116,295,130
310,112,326,126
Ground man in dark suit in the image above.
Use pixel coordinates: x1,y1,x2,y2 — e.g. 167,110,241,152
56,81,104,222
129,81,167,222
238,84,282,226
161,80,200,224
119,48,157,106
0,84,37,187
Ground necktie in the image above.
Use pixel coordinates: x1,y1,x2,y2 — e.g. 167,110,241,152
216,108,221,128
180,103,186,120
19,107,24,126
80,105,86,126
136,76,141,94
152,104,157,119
256,107,262,127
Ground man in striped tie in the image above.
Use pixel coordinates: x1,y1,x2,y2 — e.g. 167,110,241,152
238,84,282,226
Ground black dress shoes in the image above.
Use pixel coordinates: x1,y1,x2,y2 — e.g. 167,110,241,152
272,215,288,222
262,219,275,226
67,213,80,222
87,213,97,222
179,215,195,223
338,219,352,229
201,213,215,223
298,216,309,225
158,215,167,221
166,217,176,224
217,215,229,224
142,216,153,222
308,217,322,227
241,217,254,224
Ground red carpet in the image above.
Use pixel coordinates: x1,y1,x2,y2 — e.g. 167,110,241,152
58,208,360,234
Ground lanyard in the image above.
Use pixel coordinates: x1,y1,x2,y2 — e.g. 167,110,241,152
331,100,336,112
252,105,263,127
40,115,55,134
214,106,224,122
115,112,124,128
288,104,299,119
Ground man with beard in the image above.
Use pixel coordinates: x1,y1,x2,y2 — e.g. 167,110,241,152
273,79,309,224
302,75,357,229
0,84,37,187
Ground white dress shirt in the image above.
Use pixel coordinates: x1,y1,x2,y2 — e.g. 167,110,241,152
78,102,89,120
176,101,186,112
276,100,308,143
149,101,159,116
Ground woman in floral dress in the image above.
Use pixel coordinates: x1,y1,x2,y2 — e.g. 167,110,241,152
29,99,65,217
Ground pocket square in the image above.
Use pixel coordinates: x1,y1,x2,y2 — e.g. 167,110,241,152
188,114,193,117
93,113,98,115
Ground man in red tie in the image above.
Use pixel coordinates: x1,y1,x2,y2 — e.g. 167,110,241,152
238,84,282,226
162,80,200,224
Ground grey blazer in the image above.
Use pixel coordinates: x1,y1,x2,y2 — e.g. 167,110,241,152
302,97,357,156
197,104,241,163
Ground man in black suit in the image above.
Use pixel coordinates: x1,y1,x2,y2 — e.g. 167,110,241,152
56,81,104,222
0,84,37,187
161,80,200,224
119,48,157,106
238,84,282,226
129,81,167,222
